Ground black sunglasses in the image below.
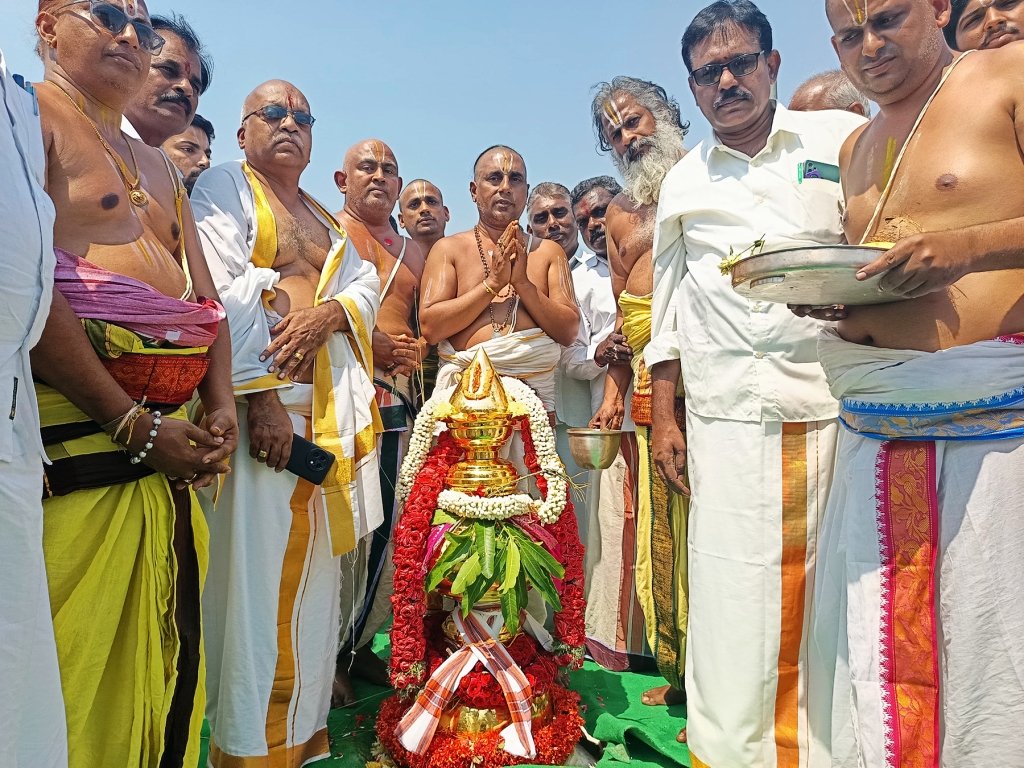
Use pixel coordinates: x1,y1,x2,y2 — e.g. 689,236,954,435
242,104,316,127
690,51,765,87
56,1,165,55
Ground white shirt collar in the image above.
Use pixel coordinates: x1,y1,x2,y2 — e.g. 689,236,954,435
710,101,798,160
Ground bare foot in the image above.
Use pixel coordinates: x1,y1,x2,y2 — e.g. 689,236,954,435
331,666,357,708
640,684,686,707
351,645,390,687
677,727,687,743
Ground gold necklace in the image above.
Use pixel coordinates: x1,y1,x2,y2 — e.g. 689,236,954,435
51,82,150,208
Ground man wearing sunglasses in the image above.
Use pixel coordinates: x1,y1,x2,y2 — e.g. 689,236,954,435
31,2,239,767
123,12,212,148
946,0,1024,49
645,2,864,765
192,80,382,767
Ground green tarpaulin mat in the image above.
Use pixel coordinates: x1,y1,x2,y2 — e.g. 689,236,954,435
198,633,690,767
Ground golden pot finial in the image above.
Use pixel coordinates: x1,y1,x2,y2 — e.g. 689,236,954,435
450,349,509,415
444,350,519,497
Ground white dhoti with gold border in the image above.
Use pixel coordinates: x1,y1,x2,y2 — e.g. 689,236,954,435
686,414,837,768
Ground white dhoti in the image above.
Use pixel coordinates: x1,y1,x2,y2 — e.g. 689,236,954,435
685,414,837,768
193,161,383,766
203,385,374,766
812,329,1024,768
581,432,649,668
0,462,67,768
435,330,560,412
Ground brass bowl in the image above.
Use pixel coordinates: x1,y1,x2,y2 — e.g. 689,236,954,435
567,428,622,470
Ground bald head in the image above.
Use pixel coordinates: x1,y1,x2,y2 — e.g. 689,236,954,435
399,179,449,246
238,80,313,176
343,138,397,172
789,70,871,116
473,145,525,179
241,79,310,123
335,138,401,224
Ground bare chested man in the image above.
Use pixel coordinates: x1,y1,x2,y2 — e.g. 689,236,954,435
332,138,426,704
399,178,450,255
946,0,1024,49
588,76,690,738
192,80,382,764
32,1,237,765
803,1,1024,763
420,145,578,411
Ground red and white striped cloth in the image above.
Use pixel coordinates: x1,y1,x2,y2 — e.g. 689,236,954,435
396,608,536,757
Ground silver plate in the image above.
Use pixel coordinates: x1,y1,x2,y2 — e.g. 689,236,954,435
731,244,906,306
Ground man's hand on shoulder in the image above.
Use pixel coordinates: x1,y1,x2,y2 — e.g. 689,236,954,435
261,302,350,381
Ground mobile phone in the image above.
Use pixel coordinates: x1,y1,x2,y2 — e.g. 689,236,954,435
285,433,336,485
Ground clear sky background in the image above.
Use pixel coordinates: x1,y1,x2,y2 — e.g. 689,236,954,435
1,0,843,231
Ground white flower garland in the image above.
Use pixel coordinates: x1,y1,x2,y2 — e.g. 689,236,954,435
500,377,568,525
436,489,533,520
394,377,568,525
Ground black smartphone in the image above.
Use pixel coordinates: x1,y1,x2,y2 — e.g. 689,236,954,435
285,433,336,486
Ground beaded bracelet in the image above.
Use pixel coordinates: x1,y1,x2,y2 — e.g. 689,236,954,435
129,410,162,465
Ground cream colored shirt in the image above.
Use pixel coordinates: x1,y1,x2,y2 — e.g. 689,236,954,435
0,55,55,462
646,105,864,423
557,251,635,430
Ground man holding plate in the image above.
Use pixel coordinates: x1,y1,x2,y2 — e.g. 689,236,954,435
646,1,864,765
803,0,1024,764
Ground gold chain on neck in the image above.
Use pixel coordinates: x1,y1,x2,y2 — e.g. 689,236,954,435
51,81,150,208
473,225,517,335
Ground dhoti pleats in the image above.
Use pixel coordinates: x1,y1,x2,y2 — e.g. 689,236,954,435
583,432,651,669
44,469,206,768
812,433,1024,768
685,416,836,768
203,397,342,767
0,462,66,768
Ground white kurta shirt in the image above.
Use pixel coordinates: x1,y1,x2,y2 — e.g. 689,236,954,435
647,105,864,423
0,54,55,463
557,250,635,430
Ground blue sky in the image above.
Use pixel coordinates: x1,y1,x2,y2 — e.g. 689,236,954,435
2,0,842,231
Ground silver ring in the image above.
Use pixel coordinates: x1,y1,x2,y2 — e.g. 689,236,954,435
186,472,199,484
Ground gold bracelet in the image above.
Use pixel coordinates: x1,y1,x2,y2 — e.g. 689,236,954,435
483,280,498,297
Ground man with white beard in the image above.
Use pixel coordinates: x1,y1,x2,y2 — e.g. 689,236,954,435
588,76,690,743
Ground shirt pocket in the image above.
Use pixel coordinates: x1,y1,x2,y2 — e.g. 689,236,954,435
791,179,845,244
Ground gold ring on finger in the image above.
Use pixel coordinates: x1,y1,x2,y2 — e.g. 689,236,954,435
258,449,269,460
292,351,305,361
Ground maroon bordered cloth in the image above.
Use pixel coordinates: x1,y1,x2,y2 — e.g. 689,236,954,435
396,609,536,757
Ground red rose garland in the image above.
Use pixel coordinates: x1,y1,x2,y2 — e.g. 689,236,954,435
375,685,583,768
518,416,587,669
390,430,463,691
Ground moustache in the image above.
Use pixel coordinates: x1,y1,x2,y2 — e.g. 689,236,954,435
714,88,751,109
985,26,1019,46
591,228,605,241
625,137,654,163
158,92,192,110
